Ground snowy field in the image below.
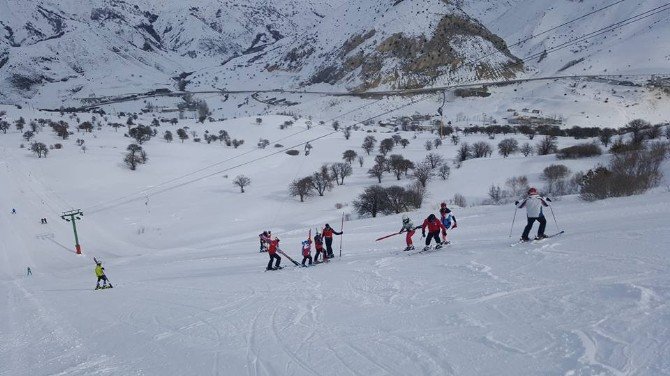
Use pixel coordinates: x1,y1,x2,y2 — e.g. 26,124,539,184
1,108,669,375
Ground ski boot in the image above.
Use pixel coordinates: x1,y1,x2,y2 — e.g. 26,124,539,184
535,234,549,240
422,245,431,252
403,245,415,252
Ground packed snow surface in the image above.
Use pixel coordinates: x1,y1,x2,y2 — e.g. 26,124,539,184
0,108,669,375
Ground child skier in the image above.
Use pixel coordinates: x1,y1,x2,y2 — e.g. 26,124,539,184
259,231,271,252
95,260,112,289
439,202,458,244
266,237,282,270
321,223,343,258
398,215,419,251
421,214,447,251
515,187,550,241
301,237,312,267
313,232,326,263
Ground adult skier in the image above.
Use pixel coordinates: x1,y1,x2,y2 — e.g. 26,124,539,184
301,238,313,267
439,202,458,244
95,261,112,289
313,232,326,263
259,230,271,252
515,187,551,241
421,214,447,251
398,215,419,251
266,237,282,270
321,223,343,258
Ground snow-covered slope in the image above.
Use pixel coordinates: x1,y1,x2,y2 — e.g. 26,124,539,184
0,107,669,375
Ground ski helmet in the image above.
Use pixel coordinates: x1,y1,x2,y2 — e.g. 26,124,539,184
528,187,538,195
402,214,409,223
325,223,330,228
440,202,447,208
428,214,436,221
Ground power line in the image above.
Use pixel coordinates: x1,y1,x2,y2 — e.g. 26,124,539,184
86,95,431,215
83,96,387,214
521,4,670,62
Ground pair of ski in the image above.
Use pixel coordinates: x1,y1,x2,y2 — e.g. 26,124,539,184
406,241,449,255
510,230,564,247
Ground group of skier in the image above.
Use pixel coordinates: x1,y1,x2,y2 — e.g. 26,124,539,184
89,188,553,281
260,224,343,271
398,202,459,252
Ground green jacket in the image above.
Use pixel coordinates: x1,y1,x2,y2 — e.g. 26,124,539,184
95,265,105,277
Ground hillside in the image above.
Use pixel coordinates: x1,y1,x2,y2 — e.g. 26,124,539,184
0,106,669,375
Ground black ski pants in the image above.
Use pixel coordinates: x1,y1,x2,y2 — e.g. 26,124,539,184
267,253,281,269
325,237,334,257
425,231,440,246
314,249,324,262
302,255,312,266
522,215,547,239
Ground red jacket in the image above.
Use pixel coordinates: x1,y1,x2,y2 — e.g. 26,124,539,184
422,217,447,233
314,235,324,251
322,227,342,239
268,239,279,255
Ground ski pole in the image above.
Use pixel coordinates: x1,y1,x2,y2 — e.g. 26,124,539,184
549,205,560,231
509,207,518,238
339,213,344,258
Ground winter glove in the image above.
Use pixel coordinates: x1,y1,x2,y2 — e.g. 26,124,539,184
546,197,552,202
514,201,519,206
421,231,426,238
451,223,457,229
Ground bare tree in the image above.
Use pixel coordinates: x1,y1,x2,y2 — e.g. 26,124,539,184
400,138,410,148
353,185,390,218
331,162,353,185
124,144,147,170
438,164,451,180
362,135,377,155
164,130,173,142
472,141,493,158
23,131,35,142
379,138,395,156
31,142,48,158
343,127,351,140
233,175,251,193
457,143,471,162
358,155,364,167
520,142,533,157
413,162,432,187
424,140,433,151
311,165,334,196
388,154,414,180
536,136,558,156
424,153,444,169
368,161,386,183
497,138,519,158
599,129,614,147
289,177,314,202
343,149,358,164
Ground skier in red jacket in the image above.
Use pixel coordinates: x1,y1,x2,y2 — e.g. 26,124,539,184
266,238,282,270
421,214,447,251
301,237,313,266
321,223,343,258
313,232,327,262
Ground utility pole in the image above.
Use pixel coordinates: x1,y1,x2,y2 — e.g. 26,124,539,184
61,209,84,254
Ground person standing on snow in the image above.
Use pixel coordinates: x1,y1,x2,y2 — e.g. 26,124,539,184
267,237,282,270
313,232,326,262
421,214,447,251
398,215,420,251
301,238,313,266
516,187,551,241
95,261,112,289
439,202,458,244
321,224,342,258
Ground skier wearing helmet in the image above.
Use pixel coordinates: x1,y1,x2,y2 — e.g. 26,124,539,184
398,215,420,251
421,213,447,251
439,202,458,244
515,187,551,241
266,237,282,270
